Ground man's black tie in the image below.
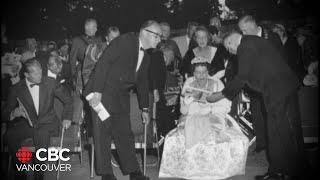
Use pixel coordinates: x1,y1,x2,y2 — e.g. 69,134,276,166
30,83,41,88
140,47,145,52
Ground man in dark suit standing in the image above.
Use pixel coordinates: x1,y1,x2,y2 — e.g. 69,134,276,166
4,58,73,179
84,20,162,180
207,32,307,180
237,15,285,153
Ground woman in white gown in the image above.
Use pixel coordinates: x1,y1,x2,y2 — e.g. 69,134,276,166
159,58,249,180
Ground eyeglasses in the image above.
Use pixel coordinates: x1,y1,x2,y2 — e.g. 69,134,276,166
144,29,162,39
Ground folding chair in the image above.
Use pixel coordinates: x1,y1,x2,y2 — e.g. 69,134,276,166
89,91,161,178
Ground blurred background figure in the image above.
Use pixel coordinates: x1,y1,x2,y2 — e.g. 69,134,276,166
157,22,181,73
21,38,37,63
105,26,120,45
272,23,306,81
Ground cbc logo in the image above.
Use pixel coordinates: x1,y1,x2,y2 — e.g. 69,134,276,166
36,147,70,162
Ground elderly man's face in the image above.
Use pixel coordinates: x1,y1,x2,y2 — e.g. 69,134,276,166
144,24,162,49
48,57,62,75
238,21,256,35
224,36,238,55
160,25,170,40
85,21,98,37
25,64,42,84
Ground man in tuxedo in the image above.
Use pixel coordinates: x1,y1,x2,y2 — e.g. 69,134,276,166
238,15,283,52
45,55,73,121
237,15,285,153
4,58,73,179
45,55,72,91
69,18,102,92
207,32,307,180
84,20,162,180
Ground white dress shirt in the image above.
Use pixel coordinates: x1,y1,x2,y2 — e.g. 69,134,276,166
136,40,145,72
186,35,191,48
47,69,57,79
26,78,40,115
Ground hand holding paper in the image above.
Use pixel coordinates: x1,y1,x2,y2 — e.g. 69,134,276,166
86,93,110,121
88,92,102,107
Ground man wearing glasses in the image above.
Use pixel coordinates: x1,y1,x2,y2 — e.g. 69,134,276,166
84,20,162,180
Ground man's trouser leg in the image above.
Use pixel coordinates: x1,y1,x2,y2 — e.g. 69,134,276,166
5,119,34,165
266,93,306,176
91,112,113,175
110,113,140,175
250,92,267,150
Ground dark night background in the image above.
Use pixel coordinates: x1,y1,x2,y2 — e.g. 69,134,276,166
1,0,319,40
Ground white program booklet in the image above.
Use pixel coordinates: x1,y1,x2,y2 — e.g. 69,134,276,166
86,93,110,121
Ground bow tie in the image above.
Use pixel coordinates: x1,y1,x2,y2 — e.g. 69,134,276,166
140,47,145,52
30,83,41,88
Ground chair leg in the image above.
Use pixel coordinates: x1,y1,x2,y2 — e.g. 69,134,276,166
154,129,161,169
7,155,12,176
79,129,83,165
90,143,94,179
139,149,144,169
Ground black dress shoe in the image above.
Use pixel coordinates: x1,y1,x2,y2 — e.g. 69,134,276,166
102,174,117,180
129,171,150,180
255,172,285,180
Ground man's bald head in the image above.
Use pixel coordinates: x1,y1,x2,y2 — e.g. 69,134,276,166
223,31,242,55
139,20,162,49
238,15,259,35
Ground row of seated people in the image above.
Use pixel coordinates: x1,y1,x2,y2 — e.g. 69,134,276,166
1,56,74,180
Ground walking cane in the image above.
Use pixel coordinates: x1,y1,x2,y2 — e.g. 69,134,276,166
57,127,65,180
153,102,160,168
143,117,147,176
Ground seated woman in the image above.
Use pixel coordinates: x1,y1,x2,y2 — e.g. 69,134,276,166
159,59,249,180
180,26,225,79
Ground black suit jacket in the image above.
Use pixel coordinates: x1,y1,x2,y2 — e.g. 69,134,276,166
261,28,286,60
4,77,73,127
84,33,150,113
147,49,167,92
222,35,300,104
43,69,72,93
283,36,306,80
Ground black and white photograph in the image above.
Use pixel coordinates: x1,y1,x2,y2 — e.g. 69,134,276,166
1,0,319,180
